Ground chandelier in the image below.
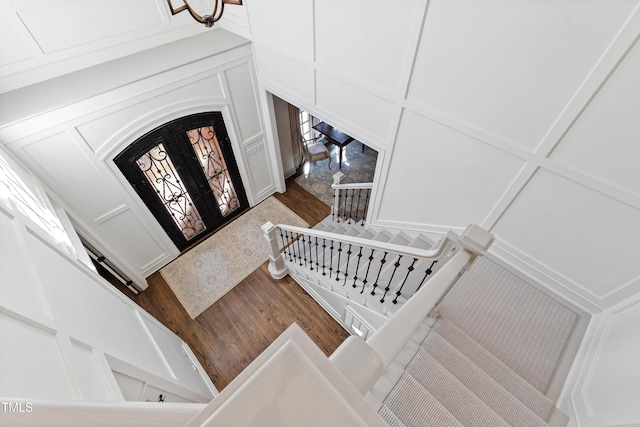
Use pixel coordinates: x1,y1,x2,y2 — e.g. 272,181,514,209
167,0,243,28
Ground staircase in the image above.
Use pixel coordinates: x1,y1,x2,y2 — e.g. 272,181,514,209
260,172,578,425
263,213,577,426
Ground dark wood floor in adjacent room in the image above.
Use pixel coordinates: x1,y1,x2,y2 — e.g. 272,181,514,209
119,179,347,391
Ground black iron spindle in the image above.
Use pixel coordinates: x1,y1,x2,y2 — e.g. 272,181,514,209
354,189,363,224
314,236,319,272
278,229,286,253
392,258,417,304
351,246,364,288
332,189,337,222
295,233,304,266
335,242,343,281
370,252,388,296
301,234,308,267
342,244,353,286
306,234,314,270
380,255,403,303
284,230,293,262
347,189,355,224
321,238,327,276
328,240,335,278
360,248,375,294
415,260,437,292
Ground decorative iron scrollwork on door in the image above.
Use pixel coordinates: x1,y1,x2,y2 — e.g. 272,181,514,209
187,126,240,218
135,142,206,240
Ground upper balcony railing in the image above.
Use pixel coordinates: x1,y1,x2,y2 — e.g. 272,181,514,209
331,172,373,226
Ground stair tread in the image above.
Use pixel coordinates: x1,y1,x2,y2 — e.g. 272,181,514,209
381,373,464,427
378,406,407,427
432,318,554,420
357,228,376,240
421,332,549,426
407,234,434,250
406,351,511,427
371,229,393,242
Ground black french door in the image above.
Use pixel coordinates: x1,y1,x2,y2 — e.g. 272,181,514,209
115,112,249,252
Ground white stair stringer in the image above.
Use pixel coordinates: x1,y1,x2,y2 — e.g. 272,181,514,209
287,262,389,335
365,315,436,410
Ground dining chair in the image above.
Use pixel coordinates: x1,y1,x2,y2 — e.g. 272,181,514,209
300,136,332,170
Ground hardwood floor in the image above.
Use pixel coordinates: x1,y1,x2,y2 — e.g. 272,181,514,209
123,179,346,391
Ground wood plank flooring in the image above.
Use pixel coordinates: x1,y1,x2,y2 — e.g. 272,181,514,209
122,179,345,391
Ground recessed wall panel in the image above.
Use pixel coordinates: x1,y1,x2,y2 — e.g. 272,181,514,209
493,170,640,300
0,12,37,66
379,110,524,227
225,62,261,142
245,140,273,197
17,0,164,54
69,341,113,401
254,46,314,105
315,0,418,93
98,209,169,271
407,0,638,150
586,300,640,417
142,317,213,398
0,210,47,318
0,313,76,399
315,72,394,143
551,40,640,195
248,0,313,59
23,230,171,379
20,131,122,220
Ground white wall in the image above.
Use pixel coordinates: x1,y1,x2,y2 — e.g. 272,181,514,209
0,146,215,403
0,30,275,289
0,0,220,93
244,0,640,424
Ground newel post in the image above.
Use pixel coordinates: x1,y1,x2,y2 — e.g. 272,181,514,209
261,221,288,279
331,171,346,221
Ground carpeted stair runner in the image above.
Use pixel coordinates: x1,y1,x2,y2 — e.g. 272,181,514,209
421,326,550,425
437,257,577,393
377,316,556,426
380,374,464,427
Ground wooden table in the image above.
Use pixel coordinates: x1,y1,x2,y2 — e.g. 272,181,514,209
312,121,354,170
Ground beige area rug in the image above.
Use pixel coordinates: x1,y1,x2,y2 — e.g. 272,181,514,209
160,196,308,319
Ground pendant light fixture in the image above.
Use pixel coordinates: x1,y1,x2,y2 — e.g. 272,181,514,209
167,0,243,28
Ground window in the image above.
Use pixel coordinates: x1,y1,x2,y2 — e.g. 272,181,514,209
299,109,314,142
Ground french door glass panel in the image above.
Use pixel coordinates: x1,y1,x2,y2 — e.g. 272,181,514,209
135,143,206,241
186,125,240,218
